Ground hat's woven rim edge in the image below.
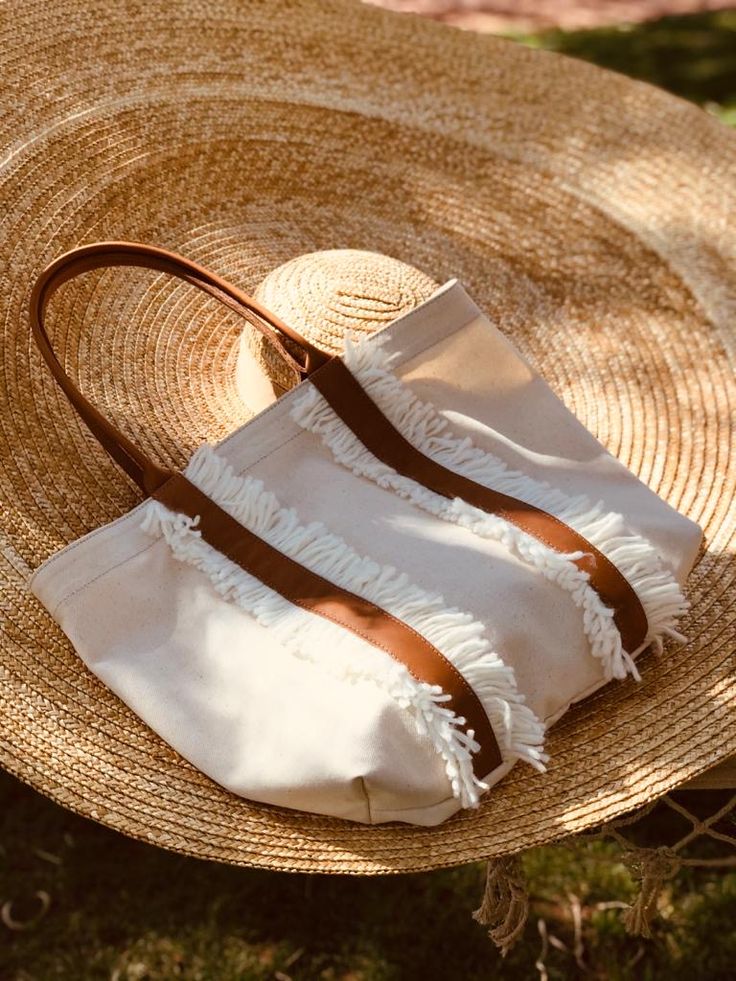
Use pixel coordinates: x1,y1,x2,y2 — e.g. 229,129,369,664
3,728,734,874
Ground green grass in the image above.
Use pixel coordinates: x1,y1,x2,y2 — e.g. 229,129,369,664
519,11,736,126
2,772,736,979
3,11,736,979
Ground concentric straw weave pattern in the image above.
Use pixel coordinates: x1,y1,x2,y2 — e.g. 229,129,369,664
0,0,734,872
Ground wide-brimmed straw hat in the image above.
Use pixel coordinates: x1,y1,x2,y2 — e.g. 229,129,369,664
1,0,735,874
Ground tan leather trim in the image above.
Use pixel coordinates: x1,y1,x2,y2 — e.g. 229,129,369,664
153,473,502,779
308,357,649,654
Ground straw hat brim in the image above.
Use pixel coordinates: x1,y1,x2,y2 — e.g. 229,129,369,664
1,0,734,874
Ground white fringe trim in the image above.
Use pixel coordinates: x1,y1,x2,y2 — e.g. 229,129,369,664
140,445,546,809
291,336,689,682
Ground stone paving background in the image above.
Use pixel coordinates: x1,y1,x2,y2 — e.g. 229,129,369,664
367,0,734,32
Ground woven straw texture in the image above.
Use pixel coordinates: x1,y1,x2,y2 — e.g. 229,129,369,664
1,0,734,874
250,250,440,391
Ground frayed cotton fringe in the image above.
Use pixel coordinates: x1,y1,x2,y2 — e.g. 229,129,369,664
291,336,689,682
140,445,546,809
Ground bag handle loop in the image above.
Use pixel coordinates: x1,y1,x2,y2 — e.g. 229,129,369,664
29,241,330,495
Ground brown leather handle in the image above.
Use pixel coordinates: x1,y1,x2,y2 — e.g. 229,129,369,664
29,241,331,494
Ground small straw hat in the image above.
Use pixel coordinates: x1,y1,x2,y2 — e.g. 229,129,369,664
1,0,734,874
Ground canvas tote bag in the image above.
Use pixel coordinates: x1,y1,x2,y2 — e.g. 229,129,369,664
29,242,703,827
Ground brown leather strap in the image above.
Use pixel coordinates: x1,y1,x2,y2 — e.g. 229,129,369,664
29,241,330,494
308,357,649,654
154,473,502,778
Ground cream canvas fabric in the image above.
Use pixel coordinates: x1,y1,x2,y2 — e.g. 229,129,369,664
30,279,703,826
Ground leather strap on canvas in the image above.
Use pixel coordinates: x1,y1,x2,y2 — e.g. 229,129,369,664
308,357,649,654
29,241,503,780
154,473,502,776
